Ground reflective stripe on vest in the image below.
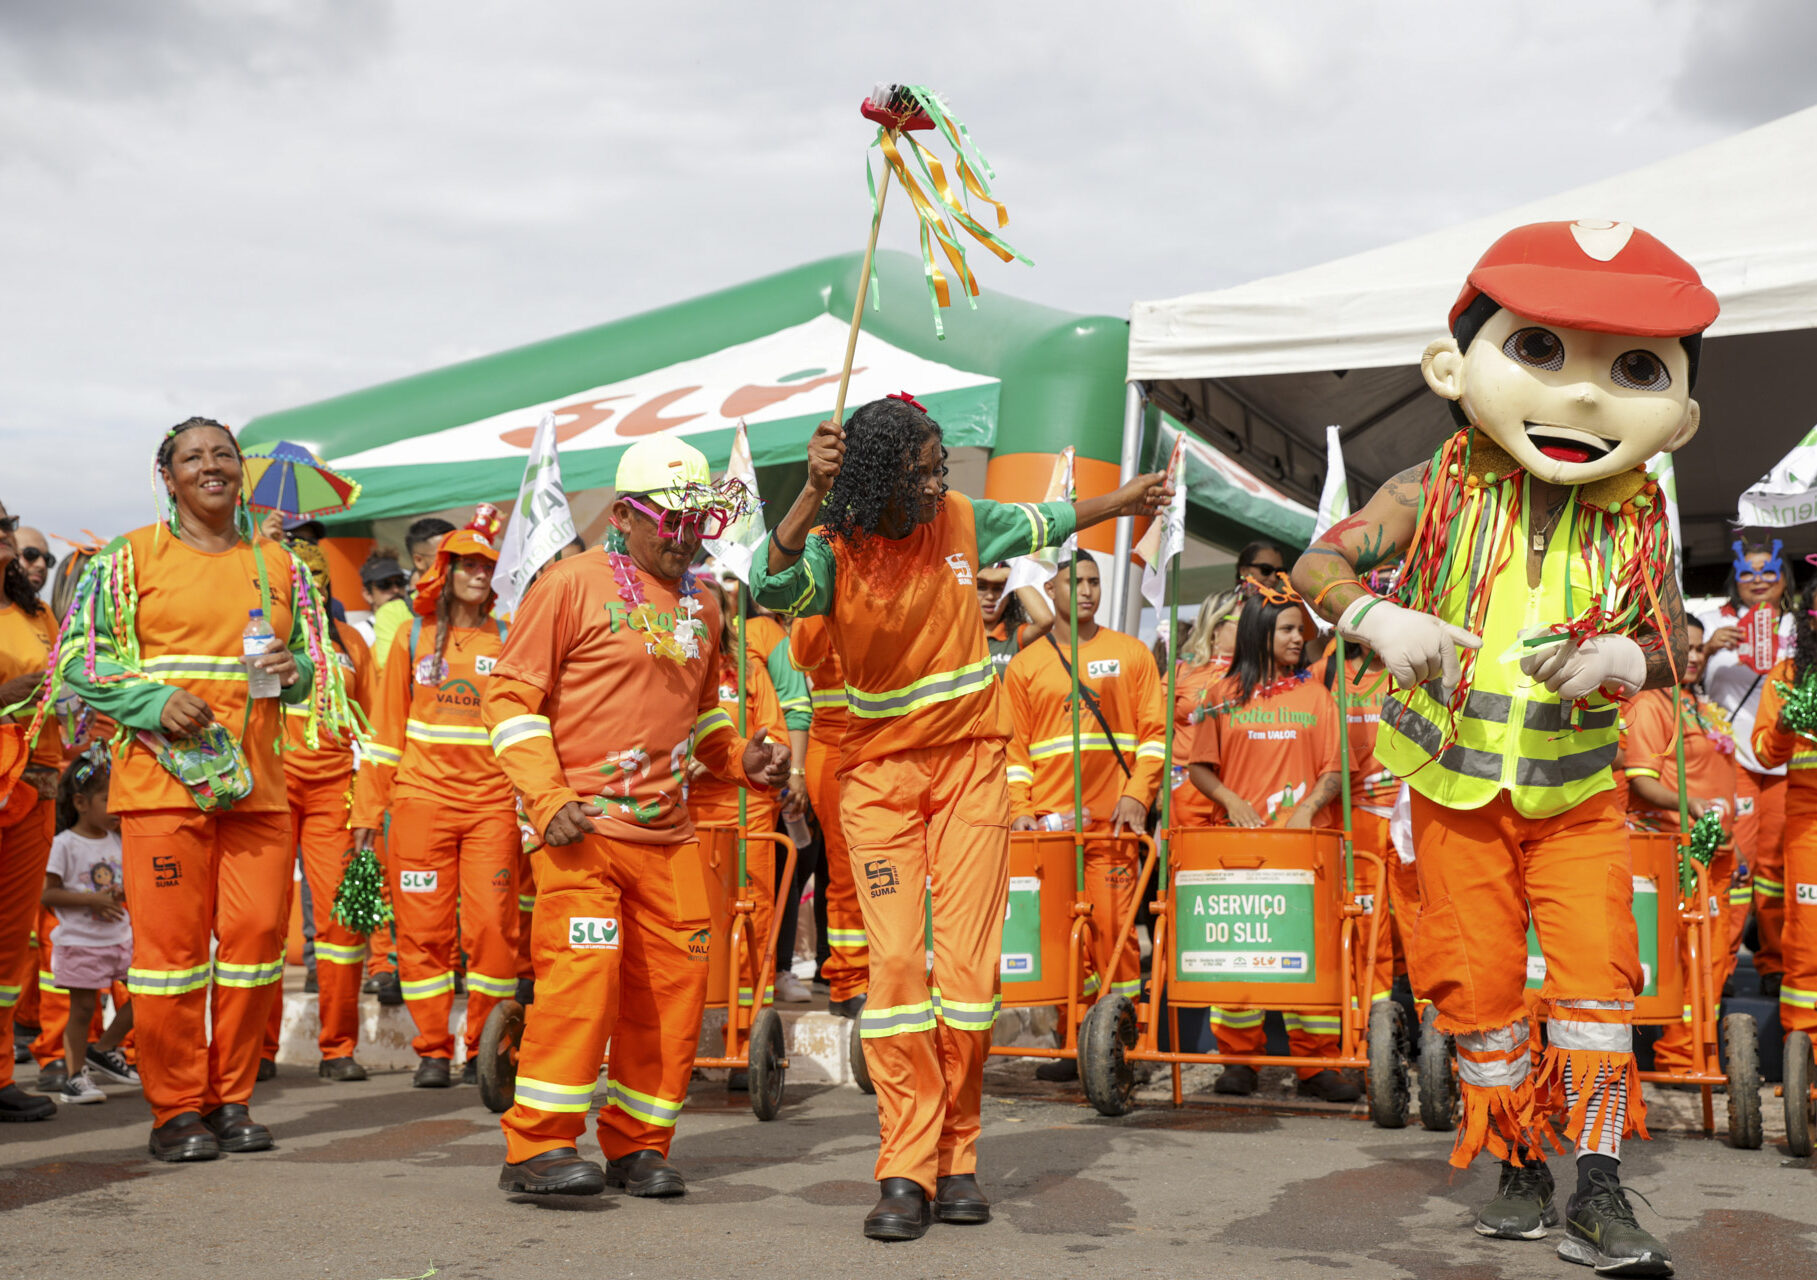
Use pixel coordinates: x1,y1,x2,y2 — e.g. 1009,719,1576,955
1374,476,1631,818
844,656,995,720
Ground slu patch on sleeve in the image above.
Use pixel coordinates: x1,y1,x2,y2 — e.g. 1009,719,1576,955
400,870,438,893
569,916,621,949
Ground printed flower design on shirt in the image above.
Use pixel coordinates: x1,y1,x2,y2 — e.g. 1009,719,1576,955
1262,781,1305,821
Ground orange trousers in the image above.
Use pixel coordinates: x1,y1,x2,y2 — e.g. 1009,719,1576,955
515,841,537,981
502,833,713,1164
389,798,520,1060
284,771,367,1060
845,739,1008,1195
1076,827,1141,1001
1410,789,1645,1168
122,808,292,1127
693,793,777,1009
0,796,53,1093
1738,769,1788,976
807,737,868,1003
1776,781,1817,1036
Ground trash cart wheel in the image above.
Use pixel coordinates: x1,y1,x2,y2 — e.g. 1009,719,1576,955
1722,1012,1763,1151
1417,1004,1460,1133
1079,995,1138,1117
849,1013,874,1095
477,997,525,1115
1367,999,1409,1129
748,1006,788,1122
1783,1027,1814,1158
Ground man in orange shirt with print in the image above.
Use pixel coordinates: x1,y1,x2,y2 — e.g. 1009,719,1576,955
482,437,789,1201
752,395,1168,1241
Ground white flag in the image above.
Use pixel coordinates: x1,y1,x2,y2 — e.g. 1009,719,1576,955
1310,424,1351,543
1002,446,1074,592
1647,449,1684,580
702,420,766,585
493,412,577,618
1135,436,1187,611
1737,423,1817,529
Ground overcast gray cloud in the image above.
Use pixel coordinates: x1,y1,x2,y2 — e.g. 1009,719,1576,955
1,0,1808,539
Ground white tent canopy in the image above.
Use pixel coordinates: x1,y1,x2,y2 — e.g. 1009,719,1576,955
1127,105,1817,571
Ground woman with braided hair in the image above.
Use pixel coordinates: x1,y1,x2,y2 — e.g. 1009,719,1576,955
54,417,344,1161
752,395,1170,1241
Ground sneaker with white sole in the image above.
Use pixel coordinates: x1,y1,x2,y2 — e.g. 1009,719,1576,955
85,1046,140,1086
774,972,812,1004
60,1072,106,1105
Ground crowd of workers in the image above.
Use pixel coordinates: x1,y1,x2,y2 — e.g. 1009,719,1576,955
0,406,1810,1254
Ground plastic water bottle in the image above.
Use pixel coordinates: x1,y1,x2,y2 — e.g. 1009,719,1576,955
243,609,280,699
1036,807,1092,832
784,809,813,851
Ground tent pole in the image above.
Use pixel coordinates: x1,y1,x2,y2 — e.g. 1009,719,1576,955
1108,381,1145,632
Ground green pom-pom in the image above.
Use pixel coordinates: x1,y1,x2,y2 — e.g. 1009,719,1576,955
1775,675,1817,741
1680,808,1725,898
331,846,393,935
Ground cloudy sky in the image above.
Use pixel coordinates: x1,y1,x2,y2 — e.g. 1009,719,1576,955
3,0,1811,539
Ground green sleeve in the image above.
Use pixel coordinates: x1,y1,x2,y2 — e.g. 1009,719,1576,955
974,499,1078,565
55,554,176,732
767,639,813,732
750,534,836,617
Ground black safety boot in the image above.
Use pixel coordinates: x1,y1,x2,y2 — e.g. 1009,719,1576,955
1214,1064,1258,1095
1476,1159,1560,1239
863,1177,932,1241
606,1149,686,1197
1558,1171,1673,1276
499,1146,606,1196
934,1173,991,1224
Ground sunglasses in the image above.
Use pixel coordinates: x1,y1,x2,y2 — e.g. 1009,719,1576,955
623,494,732,541
21,547,56,569
1247,578,1305,607
0,515,18,533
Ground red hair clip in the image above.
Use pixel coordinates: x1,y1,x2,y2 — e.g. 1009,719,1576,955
886,391,927,412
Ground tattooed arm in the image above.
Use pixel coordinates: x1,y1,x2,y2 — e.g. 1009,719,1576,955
1637,557,1691,691
1283,771,1342,829
1290,464,1426,624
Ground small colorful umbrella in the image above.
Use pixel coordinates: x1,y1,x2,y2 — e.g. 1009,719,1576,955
242,440,362,518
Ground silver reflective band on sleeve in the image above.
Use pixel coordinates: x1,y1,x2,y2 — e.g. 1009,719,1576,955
490,714,553,754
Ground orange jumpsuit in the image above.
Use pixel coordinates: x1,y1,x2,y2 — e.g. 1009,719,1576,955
0,599,59,1094
354,619,518,1063
1168,657,1230,831
268,620,375,1063
58,528,313,1126
1624,687,1740,1069
689,647,785,1008
483,552,758,1164
1189,672,1345,1078
791,615,868,1003
1005,626,1166,1000
753,492,1077,1195
1752,664,1817,1037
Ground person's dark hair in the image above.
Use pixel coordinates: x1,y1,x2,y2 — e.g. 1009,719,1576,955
1054,550,1100,576
1448,293,1704,429
55,752,110,834
1235,541,1283,574
566,534,586,554
3,557,42,617
819,398,946,546
406,517,456,554
1230,594,1305,706
1724,537,1797,609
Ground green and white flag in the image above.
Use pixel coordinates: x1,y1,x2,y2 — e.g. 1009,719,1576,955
1647,449,1684,580
1310,424,1350,543
1003,446,1074,592
703,420,766,584
1736,423,1817,529
494,412,577,618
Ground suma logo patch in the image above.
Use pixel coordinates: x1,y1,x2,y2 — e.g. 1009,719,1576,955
865,858,899,898
569,916,621,949
399,870,438,894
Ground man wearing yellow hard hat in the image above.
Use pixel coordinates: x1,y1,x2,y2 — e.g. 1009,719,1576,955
482,435,791,1200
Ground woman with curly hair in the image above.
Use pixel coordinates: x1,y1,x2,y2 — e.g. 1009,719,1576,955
752,396,1169,1241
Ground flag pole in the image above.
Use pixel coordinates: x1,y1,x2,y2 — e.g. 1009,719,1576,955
1069,553,1086,893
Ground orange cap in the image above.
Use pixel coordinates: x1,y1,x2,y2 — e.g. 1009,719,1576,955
1449,220,1718,339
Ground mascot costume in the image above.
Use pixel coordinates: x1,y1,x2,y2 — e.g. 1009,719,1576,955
1296,220,1714,1278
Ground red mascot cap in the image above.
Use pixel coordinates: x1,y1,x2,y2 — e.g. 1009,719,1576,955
1449,219,1719,340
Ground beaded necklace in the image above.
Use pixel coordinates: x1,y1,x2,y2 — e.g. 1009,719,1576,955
609,550,704,664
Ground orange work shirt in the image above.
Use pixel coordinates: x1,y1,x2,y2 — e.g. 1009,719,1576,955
352,618,513,827
1752,659,1817,785
1004,627,1166,821
284,618,373,787
481,550,752,844
0,600,60,768
1624,686,1740,832
690,650,787,826
1168,656,1231,829
1189,672,1342,827
1323,654,1397,812
789,614,848,748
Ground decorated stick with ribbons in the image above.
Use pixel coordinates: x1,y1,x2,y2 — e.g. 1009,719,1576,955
832,83,1031,424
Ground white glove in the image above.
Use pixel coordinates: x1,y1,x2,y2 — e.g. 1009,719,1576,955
1518,633,1646,702
1337,596,1483,690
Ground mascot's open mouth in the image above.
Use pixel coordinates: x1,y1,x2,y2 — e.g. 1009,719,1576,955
1524,423,1614,465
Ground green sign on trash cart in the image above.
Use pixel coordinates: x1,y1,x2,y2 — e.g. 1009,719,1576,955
1525,876,1658,997
999,876,1043,983
1173,868,1316,983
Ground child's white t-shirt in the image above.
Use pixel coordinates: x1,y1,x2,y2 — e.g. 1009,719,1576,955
45,829,130,949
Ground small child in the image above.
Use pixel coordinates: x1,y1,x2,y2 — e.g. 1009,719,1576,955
41,754,136,1105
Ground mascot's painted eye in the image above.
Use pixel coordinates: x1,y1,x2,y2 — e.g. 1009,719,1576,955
1502,327,1565,371
1610,349,1672,392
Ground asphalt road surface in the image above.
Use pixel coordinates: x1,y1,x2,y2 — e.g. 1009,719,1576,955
3,1056,1813,1280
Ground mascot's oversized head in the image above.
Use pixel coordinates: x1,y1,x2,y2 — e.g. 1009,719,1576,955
1420,219,1718,485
